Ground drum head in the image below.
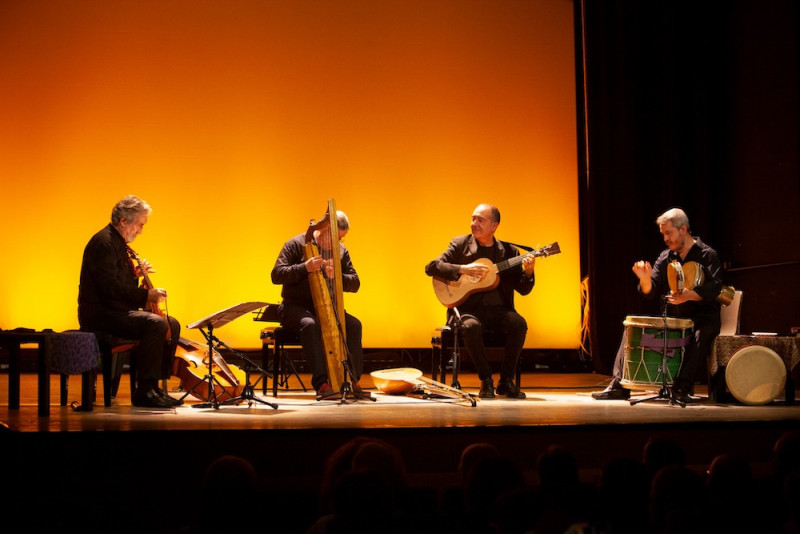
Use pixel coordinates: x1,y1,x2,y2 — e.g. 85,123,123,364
623,315,694,330
725,345,786,405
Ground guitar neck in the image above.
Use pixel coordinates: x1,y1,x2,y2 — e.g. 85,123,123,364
496,255,526,273
495,242,559,272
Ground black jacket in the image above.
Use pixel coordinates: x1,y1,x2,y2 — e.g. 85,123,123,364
78,223,149,329
425,234,534,315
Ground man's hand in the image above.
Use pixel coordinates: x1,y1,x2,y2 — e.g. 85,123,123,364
667,288,701,305
134,258,155,277
147,288,167,303
632,260,653,294
305,255,325,272
522,255,536,276
305,255,334,277
459,262,490,278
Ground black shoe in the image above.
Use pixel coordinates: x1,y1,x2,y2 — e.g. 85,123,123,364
479,378,496,399
133,388,175,408
496,379,526,399
316,382,338,401
157,389,183,406
670,387,691,406
592,382,630,400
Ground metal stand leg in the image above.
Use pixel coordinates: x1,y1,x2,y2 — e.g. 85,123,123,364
630,297,684,407
218,367,278,409
449,308,463,390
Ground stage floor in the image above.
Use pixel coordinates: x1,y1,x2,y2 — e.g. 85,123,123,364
3,371,800,533
3,371,800,433
3,372,799,471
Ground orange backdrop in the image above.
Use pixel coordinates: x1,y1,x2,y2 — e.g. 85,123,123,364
0,0,579,350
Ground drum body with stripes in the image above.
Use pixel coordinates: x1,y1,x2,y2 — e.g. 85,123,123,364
621,315,693,389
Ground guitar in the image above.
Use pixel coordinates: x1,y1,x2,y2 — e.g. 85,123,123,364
667,260,735,306
432,242,561,308
370,367,477,406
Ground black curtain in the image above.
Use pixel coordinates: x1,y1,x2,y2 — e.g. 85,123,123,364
577,0,800,374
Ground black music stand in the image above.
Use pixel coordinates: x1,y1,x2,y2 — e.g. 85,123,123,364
448,307,464,390
188,302,277,410
630,296,686,407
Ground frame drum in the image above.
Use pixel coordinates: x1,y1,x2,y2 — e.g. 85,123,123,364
725,345,786,405
621,315,693,389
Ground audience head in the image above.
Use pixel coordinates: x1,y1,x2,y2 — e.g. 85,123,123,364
772,431,800,477
202,454,257,493
650,464,708,534
706,452,754,499
536,444,579,491
458,442,501,486
318,436,406,517
643,435,685,481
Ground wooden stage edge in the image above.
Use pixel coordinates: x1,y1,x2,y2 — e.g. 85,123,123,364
2,372,800,532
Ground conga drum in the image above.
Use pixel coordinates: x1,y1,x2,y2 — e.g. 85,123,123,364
621,315,693,389
725,345,786,405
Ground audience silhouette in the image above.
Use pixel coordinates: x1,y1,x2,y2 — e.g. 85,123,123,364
300,431,800,534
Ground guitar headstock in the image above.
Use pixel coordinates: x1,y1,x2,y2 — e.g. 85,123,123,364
534,242,561,257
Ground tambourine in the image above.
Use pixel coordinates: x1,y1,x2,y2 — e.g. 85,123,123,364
667,260,734,306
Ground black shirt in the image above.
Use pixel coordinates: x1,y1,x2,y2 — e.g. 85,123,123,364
271,233,360,307
641,236,723,322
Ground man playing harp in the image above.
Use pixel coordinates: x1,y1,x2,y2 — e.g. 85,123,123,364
271,210,365,400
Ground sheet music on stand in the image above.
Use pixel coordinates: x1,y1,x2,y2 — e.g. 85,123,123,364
188,302,270,331
186,301,277,410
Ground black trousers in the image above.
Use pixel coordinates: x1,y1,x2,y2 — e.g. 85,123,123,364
278,301,364,391
456,306,527,382
81,309,180,386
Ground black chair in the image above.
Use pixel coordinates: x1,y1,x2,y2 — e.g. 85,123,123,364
254,303,307,397
259,326,307,397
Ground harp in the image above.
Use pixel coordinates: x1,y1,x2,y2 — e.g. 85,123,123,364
304,199,347,392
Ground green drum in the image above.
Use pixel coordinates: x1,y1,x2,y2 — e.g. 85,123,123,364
621,315,693,389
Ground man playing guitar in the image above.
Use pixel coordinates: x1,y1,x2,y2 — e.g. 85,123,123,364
425,203,535,399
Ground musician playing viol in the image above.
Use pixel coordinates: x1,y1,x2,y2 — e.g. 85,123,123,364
271,209,365,400
78,195,182,408
425,203,535,399
592,207,723,405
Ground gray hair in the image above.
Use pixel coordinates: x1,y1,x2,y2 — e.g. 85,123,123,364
111,195,151,225
336,210,350,232
656,207,690,232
